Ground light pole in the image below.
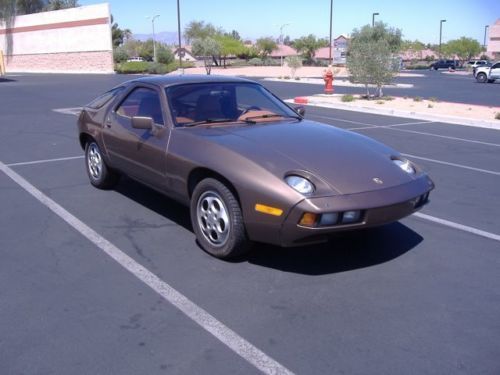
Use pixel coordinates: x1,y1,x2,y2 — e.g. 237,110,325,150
329,0,333,65
484,25,489,50
372,12,379,27
177,0,182,70
147,14,160,62
439,19,446,58
278,23,290,67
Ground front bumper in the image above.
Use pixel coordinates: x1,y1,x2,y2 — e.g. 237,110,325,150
278,175,434,246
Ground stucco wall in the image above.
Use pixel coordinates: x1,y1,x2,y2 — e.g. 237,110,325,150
487,19,500,58
0,3,113,73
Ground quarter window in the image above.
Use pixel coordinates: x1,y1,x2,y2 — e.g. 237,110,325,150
116,87,164,125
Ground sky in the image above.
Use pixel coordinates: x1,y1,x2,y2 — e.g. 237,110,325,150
80,0,500,44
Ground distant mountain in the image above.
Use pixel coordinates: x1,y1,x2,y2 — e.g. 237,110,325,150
133,31,181,45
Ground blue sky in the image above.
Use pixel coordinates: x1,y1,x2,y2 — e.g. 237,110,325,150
80,0,500,44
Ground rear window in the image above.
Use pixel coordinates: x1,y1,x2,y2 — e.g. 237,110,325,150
87,86,125,109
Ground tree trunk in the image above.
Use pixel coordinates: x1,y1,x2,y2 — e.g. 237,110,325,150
377,85,383,97
365,84,370,97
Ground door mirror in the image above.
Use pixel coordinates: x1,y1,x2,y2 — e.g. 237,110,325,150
132,116,154,130
294,106,306,117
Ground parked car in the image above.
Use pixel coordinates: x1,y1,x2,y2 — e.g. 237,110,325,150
429,59,457,70
467,60,489,69
475,62,500,83
77,76,434,259
127,57,144,62
473,61,493,78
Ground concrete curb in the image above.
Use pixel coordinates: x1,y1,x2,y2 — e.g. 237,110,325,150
286,97,500,131
265,77,414,88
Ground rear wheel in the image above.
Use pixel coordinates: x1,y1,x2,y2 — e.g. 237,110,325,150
190,178,252,259
476,73,488,83
85,141,119,189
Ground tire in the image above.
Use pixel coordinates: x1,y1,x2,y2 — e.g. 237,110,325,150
487,79,495,83
85,141,119,189
190,178,252,259
476,73,488,83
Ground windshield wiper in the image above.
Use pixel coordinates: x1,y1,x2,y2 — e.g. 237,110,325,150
242,114,302,124
183,118,234,127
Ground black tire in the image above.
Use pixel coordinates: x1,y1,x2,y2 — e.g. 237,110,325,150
487,79,495,83
190,178,252,259
476,73,488,83
85,141,119,189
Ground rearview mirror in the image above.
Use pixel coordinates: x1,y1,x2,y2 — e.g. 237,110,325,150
132,116,154,130
294,106,305,116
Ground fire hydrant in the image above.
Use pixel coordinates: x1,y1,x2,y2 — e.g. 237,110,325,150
323,66,334,94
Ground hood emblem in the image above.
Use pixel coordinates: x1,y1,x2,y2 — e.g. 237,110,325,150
372,177,384,184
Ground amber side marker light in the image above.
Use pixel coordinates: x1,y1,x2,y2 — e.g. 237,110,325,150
255,204,283,217
299,212,319,227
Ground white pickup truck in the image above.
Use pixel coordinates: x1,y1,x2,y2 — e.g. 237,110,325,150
475,61,500,83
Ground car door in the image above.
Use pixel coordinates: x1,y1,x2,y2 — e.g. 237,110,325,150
490,63,500,79
102,85,171,188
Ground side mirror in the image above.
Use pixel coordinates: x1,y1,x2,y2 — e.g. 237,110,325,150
294,106,306,117
132,116,154,130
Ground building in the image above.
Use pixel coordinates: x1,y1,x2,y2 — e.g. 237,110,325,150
0,4,113,73
487,19,500,59
315,35,349,64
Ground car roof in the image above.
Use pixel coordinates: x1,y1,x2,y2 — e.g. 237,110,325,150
127,74,257,88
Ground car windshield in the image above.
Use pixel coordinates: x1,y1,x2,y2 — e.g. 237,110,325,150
165,82,301,127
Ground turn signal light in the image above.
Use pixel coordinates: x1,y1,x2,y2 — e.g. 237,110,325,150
255,204,283,217
299,212,319,227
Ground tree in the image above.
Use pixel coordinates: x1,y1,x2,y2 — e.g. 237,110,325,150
255,37,277,59
285,56,302,78
283,35,292,46
216,34,245,67
293,34,329,64
156,44,174,64
192,37,221,74
44,0,79,11
443,37,482,64
347,23,402,97
184,20,219,44
111,15,128,47
14,0,44,14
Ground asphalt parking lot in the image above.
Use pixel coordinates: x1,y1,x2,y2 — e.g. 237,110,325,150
1,73,499,375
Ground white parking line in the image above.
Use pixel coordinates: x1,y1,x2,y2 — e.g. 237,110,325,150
6,155,84,167
402,153,500,176
413,212,500,242
307,114,378,127
52,107,83,116
0,161,294,375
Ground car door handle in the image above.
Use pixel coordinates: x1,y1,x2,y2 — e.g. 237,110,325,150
105,119,112,128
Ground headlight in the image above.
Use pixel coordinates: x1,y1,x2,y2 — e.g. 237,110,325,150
393,158,416,174
285,175,315,195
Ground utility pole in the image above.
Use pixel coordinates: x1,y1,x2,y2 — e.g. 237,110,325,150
439,19,446,58
177,0,183,70
147,15,160,63
372,12,379,27
329,0,333,65
484,25,489,50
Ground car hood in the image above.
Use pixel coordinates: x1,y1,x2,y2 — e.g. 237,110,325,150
191,120,415,195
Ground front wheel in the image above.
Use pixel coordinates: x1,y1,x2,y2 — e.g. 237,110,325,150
85,141,119,189
476,73,488,83
190,178,252,259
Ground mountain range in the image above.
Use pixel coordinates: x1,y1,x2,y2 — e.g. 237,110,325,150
133,31,181,45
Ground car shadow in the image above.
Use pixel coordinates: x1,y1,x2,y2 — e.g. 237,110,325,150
0,77,16,83
245,223,422,275
114,177,423,276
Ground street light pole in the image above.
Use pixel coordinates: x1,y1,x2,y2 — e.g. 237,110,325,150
278,23,290,67
147,15,160,63
329,0,333,65
484,25,489,50
177,0,182,70
372,12,379,27
439,19,446,58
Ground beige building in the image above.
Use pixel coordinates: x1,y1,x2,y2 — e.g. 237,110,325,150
0,3,114,73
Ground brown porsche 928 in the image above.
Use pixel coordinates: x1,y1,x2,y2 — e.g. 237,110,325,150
77,75,434,259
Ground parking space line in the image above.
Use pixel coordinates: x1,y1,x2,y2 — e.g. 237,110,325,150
402,153,500,176
6,155,84,167
414,212,500,242
0,160,294,375
307,114,378,127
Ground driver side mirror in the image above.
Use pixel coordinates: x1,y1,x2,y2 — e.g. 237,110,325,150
294,106,306,117
132,116,154,130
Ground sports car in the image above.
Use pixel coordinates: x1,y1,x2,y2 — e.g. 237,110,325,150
77,75,434,259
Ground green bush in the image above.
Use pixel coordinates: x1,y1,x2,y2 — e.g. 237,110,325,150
404,64,429,70
341,94,355,102
248,58,263,66
147,63,169,74
115,61,150,74
156,46,175,65
428,97,439,102
413,96,422,102
113,47,129,63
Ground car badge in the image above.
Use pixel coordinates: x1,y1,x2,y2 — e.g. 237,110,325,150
372,177,383,184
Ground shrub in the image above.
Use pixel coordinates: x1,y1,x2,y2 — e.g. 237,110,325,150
113,47,129,63
376,100,385,104
427,104,433,108
147,63,169,75
294,77,301,80
248,58,263,66
115,61,150,74
428,97,439,102
413,96,422,102
341,94,355,102
283,76,291,79
156,46,175,65
381,96,394,101
404,64,430,70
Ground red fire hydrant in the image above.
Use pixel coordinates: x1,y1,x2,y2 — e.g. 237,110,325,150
323,66,334,94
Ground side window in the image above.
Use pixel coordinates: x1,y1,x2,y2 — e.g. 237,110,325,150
492,63,500,69
116,87,164,125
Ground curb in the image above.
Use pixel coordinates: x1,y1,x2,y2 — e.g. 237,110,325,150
289,97,500,131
